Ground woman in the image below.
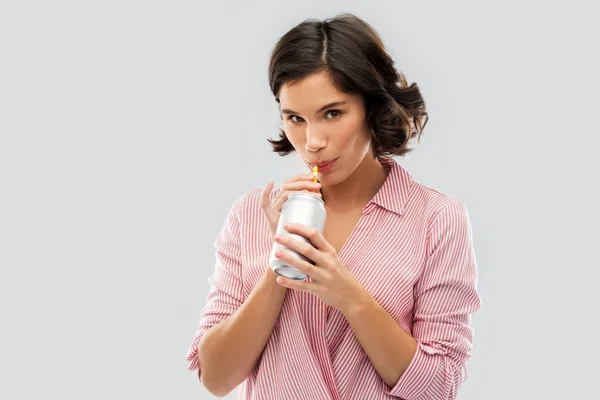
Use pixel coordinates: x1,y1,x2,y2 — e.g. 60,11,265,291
186,13,481,400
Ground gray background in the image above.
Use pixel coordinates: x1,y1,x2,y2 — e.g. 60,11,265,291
1,1,598,399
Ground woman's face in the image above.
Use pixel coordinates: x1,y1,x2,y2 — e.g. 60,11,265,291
278,70,373,186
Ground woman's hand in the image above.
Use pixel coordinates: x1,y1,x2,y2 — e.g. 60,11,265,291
261,173,322,238
271,222,372,316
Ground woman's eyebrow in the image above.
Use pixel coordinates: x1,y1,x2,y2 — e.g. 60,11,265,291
281,100,348,115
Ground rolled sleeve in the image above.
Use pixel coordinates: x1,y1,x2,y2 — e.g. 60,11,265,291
185,197,246,377
385,199,482,400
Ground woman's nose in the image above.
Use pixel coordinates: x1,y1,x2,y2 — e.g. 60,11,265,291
304,123,327,152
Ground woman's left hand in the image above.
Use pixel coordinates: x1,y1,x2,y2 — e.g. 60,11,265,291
273,222,372,315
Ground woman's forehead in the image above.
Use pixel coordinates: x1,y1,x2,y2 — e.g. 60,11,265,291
279,71,358,112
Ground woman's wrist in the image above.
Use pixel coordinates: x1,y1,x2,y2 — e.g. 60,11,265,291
261,268,288,294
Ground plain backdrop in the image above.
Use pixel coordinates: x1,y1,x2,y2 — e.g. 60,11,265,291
1,1,598,399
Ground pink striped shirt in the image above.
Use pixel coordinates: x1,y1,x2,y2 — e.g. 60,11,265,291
186,157,482,399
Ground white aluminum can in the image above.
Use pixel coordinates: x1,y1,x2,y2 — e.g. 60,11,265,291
269,193,327,280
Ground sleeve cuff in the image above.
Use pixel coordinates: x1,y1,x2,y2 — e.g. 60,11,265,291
185,331,207,379
384,342,439,399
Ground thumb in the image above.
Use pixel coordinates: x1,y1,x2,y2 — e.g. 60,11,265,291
261,180,274,210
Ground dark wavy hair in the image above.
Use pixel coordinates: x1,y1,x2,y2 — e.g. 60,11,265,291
267,13,429,158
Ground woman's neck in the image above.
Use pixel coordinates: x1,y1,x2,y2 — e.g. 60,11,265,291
321,155,389,213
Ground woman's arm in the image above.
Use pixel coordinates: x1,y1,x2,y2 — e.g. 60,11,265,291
342,296,418,388
198,268,287,397
185,193,288,397
343,199,482,400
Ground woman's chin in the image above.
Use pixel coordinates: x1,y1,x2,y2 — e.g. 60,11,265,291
318,170,343,187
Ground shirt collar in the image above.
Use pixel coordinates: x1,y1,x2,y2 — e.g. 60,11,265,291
369,157,413,216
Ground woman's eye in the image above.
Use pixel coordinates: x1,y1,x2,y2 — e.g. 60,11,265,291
289,115,304,123
325,110,341,119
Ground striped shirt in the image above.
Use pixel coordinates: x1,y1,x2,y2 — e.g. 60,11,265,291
186,157,482,400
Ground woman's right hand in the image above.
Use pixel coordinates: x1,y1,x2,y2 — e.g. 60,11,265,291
261,172,322,238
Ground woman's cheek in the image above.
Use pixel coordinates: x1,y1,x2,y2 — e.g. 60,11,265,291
285,127,303,148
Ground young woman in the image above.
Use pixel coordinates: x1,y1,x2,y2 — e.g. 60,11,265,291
187,13,481,400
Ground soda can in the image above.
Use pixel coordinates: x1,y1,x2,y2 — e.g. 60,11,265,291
269,193,327,280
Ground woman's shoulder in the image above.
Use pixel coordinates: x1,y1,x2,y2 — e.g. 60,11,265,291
409,178,471,224
228,187,263,213
386,160,470,222
228,185,280,218
226,187,273,241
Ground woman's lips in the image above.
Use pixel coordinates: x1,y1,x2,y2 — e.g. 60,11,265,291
310,158,338,173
